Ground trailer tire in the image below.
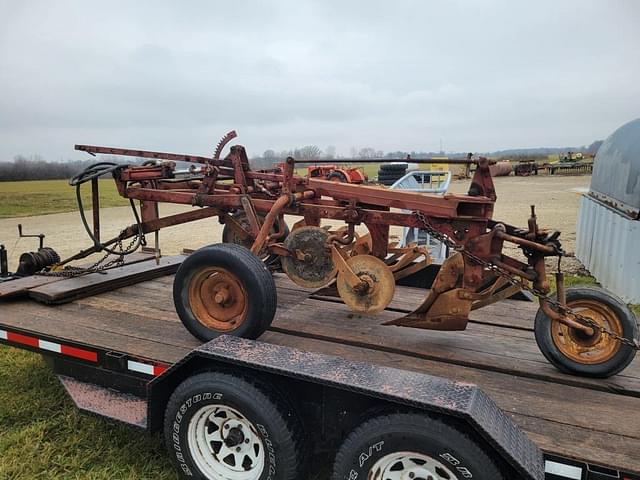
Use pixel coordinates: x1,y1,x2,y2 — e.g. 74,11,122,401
534,286,638,377
173,244,277,341
164,371,304,480
332,413,505,480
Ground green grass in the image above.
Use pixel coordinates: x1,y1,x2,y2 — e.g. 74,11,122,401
0,346,177,479
0,180,128,219
548,274,640,317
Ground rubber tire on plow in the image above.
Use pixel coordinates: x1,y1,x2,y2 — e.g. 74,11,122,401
534,286,638,378
332,413,506,480
173,244,277,341
164,372,305,480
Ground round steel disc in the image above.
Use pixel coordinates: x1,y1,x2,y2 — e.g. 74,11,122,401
337,255,395,313
281,226,337,288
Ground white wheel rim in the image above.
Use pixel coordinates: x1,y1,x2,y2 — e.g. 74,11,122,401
369,451,460,480
187,404,265,480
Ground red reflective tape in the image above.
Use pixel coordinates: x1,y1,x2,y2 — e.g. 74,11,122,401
60,345,98,362
153,364,168,376
7,332,39,348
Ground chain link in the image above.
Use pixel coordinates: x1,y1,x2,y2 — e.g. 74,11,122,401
412,211,640,350
38,232,142,278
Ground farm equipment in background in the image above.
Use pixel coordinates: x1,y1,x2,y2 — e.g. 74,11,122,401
377,161,409,185
36,130,637,378
540,151,594,175
272,162,367,183
391,170,452,264
306,164,367,183
514,160,539,176
489,161,513,177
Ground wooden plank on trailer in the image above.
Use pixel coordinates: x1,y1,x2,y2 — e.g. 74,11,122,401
1,279,639,473
0,301,190,363
27,255,184,304
312,283,538,330
0,252,155,299
270,297,640,395
260,331,640,474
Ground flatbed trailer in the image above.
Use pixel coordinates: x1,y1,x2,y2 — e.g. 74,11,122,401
0,272,639,479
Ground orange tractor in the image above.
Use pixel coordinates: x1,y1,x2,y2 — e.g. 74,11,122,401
275,163,367,183
305,164,367,183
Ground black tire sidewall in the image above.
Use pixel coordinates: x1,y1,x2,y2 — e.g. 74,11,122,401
327,172,348,182
534,286,638,377
173,244,276,341
379,163,408,172
165,373,298,480
333,414,504,480
376,173,404,180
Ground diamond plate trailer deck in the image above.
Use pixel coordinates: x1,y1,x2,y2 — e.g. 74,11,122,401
0,273,639,479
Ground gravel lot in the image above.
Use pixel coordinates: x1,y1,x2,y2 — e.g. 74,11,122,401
0,175,591,273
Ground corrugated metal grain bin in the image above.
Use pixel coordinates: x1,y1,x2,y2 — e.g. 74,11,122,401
576,118,640,303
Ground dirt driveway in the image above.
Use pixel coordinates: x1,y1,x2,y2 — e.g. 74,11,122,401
0,175,591,273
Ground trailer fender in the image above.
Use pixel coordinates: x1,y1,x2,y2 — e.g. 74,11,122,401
148,335,544,480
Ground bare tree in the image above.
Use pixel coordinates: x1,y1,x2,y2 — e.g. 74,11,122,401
358,147,377,159
295,145,322,160
324,145,336,160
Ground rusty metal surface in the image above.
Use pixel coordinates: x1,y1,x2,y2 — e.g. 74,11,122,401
167,336,544,480
58,375,147,428
335,254,395,313
72,132,623,371
281,226,337,288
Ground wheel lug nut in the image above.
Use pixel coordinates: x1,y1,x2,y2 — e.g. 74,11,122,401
245,439,250,444
236,447,241,452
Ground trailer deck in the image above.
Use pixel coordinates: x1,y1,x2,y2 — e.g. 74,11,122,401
1,272,639,475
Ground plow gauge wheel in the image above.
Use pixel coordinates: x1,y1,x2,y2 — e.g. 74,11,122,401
281,226,337,288
337,255,395,314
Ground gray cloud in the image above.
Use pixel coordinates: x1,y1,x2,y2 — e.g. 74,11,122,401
0,0,638,160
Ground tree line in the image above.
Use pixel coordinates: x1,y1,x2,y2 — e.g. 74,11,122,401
1,139,603,181
0,155,103,182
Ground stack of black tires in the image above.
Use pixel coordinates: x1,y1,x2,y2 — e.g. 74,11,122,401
377,162,408,186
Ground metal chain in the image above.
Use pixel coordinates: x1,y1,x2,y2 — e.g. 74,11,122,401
413,211,640,350
38,232,142,278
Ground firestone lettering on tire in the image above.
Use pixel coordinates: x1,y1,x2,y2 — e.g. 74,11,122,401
257,423,277,480
172,392,224,478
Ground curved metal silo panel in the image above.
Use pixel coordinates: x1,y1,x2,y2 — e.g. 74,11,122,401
576,118,640,303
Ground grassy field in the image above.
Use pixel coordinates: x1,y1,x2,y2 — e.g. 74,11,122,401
0,346,177,479
0,180,128,219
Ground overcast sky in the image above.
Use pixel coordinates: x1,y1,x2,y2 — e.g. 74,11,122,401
0,0,638,161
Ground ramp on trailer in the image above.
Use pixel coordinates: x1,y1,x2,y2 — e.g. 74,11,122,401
0,273,639,476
